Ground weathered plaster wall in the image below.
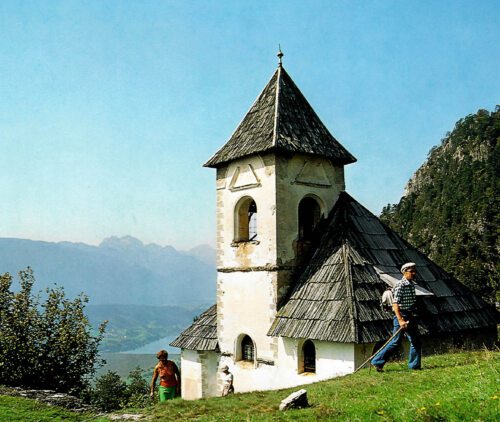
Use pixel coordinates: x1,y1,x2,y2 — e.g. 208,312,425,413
181,350,220,399
213,338,356,394
277,337,355,387
217,270,278,360
200,351,220,398
215,154,278,269
275,153,345,268
180,350,202,400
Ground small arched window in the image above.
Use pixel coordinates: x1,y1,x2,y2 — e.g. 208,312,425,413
235,197,258,241
298,197,321,241
303,340,316,373
241,335,255,361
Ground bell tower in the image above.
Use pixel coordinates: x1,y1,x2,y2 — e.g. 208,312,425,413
204,51,356,384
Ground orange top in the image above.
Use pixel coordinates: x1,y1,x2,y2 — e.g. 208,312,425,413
154,360,179,388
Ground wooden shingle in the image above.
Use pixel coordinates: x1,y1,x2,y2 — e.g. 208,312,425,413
170,305,219,351
268,192,498,343
204,66,356,168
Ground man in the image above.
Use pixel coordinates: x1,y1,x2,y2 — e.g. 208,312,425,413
151,350,181,401
371,262,421,371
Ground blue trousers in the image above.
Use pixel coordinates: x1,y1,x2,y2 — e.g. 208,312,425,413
371,314,421,369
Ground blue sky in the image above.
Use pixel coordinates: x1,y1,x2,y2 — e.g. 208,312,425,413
1,0,499,249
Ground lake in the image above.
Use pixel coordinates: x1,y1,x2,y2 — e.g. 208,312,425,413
120,334,180,354
96,335,181,380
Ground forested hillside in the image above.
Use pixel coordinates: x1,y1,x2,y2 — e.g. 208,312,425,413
381,107,499,303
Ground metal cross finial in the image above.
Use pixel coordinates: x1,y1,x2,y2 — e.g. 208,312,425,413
277,45,284,66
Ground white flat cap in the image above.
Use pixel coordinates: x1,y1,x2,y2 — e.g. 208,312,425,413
220,365,229,371
401,262,416,273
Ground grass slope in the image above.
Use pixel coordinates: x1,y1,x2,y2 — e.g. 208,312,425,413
1,350,498,421
144,350,499,421
0,395,108,422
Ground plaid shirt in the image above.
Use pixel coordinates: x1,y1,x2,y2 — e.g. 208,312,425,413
393,278,416,311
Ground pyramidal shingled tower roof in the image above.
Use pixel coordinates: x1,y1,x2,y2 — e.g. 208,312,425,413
204,64,356,167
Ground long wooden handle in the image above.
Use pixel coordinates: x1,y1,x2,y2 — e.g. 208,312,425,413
354,326,403,373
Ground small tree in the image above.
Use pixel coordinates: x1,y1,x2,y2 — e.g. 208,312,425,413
0,268,106,394
92,371,129,411
126,367,151,408
91,368,150,411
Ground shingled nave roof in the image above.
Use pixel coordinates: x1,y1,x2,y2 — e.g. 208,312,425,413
204,65,356,168
268,192,498,343
170,304,218,351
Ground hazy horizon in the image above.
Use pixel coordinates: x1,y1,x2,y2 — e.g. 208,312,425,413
0,234,216,251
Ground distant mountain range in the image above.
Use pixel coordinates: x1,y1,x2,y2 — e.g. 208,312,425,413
0,236,216,307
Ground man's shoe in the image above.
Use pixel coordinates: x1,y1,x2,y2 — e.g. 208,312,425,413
373,365,384,372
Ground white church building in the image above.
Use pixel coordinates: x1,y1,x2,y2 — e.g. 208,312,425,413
171,54,497,400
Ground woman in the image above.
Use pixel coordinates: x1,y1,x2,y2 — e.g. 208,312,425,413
150,350,181,401
220,364,234,396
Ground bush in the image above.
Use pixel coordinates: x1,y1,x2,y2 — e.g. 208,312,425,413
91,368,151,411
125,367,150,408
91,371,128,411
0,268,106,394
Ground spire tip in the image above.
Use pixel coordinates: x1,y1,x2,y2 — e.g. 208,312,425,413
277,45,284,67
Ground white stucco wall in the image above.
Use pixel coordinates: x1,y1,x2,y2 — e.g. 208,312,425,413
217,271,278,361
180,350,202,400
216,154,278,269
211,337,356,394
273,337,355,389
181,350,221,399
200,351,220,398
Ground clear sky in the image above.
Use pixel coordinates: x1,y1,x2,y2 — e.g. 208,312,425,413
1,1,499,249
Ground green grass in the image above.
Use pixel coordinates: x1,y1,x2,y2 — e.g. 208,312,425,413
142,349,499,421
1,350,498,421
0,395,108,422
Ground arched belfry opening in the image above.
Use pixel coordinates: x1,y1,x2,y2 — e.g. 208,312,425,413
235,197,258,242
296,196,322,263
298,197,321,241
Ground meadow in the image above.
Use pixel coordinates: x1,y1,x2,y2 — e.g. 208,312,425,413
1,349,498,421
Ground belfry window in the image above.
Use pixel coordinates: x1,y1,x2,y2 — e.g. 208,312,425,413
241,335,255,361
303,340,316,373
298,197,321,241
235,197,258,241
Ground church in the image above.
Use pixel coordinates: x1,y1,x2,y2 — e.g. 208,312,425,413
171,53,497,400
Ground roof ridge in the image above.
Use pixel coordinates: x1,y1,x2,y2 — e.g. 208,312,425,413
203,69,279,167
272,65,282,147
342,241,358,342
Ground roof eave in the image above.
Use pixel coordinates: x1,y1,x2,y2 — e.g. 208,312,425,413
204,148,357,168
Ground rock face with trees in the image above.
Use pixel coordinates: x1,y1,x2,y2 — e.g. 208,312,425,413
381,107,499,304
